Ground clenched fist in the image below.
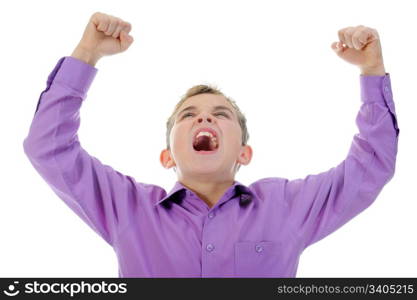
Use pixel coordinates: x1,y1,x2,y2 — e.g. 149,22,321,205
71,12,134,66
331,25,385,75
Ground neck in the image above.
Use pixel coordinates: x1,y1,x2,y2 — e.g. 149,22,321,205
178,176,235,208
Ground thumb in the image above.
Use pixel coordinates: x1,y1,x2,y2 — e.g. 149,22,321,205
120,30,134,51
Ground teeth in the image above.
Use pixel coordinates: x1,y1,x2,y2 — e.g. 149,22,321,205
212,137,218,149
196,131,214,138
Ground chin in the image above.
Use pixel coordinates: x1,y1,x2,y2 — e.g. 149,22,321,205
187,163,225,176
191,165,221,174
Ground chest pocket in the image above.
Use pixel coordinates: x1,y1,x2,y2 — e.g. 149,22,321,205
234,241,283,277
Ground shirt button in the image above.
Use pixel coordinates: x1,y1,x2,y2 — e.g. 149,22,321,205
255,244,263,253
206,243,215,252
208,212,215,219
240,194,252,204
384,85,390,92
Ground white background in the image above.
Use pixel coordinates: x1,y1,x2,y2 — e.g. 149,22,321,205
1,0,416,277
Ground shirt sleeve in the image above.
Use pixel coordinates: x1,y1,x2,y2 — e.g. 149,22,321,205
284,73,400,249
23,56,137,246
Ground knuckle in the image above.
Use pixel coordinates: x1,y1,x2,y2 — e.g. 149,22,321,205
106,17,114,26
92,12,104,24
338,27,349,38
105,17,113,27
112,19,120,28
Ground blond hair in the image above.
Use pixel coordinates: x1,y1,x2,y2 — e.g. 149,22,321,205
165,84,249,150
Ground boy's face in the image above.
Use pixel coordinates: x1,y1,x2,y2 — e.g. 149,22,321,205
160,93,252,180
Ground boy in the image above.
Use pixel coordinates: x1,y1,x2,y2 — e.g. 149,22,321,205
23,12,399,277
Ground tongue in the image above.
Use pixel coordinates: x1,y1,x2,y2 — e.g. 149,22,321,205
193,136,214,151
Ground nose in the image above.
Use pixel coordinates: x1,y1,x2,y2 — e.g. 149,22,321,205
197,114,212,123
198,117,212,123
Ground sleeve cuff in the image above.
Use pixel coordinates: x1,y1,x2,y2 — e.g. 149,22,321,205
51,56,98,96
360,72,392,105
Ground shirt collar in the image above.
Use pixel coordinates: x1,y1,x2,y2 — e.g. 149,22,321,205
154,180,254,208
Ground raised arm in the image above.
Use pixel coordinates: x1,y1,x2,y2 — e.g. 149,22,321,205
284,26,400,249
23,13,136,246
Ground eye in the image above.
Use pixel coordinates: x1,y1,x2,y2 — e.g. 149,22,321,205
182,112,194,119
215,112,229,118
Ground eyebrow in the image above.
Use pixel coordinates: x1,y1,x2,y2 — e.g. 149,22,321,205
177,105,234,118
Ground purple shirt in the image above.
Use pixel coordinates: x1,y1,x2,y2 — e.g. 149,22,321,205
23,56,400,277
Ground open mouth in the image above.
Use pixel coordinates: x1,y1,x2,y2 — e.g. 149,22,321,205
192,129,219,153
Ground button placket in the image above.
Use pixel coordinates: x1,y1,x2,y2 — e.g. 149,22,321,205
201,200,221,276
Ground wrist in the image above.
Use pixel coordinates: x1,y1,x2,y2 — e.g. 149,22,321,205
71,46,101,67
360,65,386,76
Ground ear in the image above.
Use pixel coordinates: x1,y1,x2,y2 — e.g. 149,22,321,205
237,144,253,166
160,148,176,169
